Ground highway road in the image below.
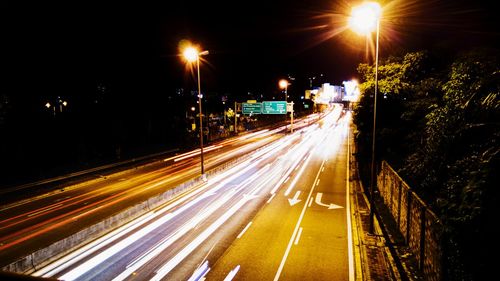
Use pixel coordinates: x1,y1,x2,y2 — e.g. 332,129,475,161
206,110,352,281
0,110,323,267
0,123,284,265
28,106,353,280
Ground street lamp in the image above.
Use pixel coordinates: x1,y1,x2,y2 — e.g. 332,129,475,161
279,79,288,102
279,79,291,131
349,1,381,233
183,46,209,178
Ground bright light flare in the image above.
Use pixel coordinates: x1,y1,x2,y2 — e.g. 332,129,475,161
183,47,199,62
349,2,381,35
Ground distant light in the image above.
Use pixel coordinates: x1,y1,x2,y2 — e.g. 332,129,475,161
62,101,68,106
279,79,288,89
191,106,196,111
45,102,51,108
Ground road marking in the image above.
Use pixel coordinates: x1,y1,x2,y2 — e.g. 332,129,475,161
237,222,252,239
273,159,325,281
287,191,301,206
346,117,355,281
316,179,320,186
308,197,313,207
284,176,290,183
294,227,303,245
315,193,344,210
267,193,276,204
321,167,325,172
223,265,240,281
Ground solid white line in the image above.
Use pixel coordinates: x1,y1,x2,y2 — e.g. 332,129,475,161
237,222,252,239
267,193,276,204
284,176,290,183
308,197,313,208
294,227,303,245
346,118,355,281
273,159,325,281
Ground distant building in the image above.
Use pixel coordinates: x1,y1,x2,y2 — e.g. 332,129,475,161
342,80,360,102
305,83,345,104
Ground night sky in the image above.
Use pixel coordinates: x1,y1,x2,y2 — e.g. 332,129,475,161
4,0,499,97
2,0,499,185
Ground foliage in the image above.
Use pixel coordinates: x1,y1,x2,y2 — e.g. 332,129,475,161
354,48,499,280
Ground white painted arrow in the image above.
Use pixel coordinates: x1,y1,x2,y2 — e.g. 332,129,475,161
288,191,301,206
315,192,343,210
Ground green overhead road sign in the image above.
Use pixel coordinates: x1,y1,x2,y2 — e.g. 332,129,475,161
262,101,287,114
242,103,262,114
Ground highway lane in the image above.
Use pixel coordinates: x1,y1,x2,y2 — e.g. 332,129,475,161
204,109,352,280
31,106,348,281
0,125,293,266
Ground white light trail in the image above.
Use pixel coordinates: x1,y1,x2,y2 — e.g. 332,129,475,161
43,144,274,279
112,165,272,281
150,166,275,281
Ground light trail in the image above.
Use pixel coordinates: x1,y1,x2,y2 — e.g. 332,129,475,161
32,106,344,281
39,130,287,279
150,163,277,281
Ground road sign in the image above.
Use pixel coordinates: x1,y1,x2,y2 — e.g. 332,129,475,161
242,102,262,114
262,101,287,114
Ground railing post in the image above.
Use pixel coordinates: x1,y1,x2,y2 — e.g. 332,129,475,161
405,190,412,245
419,207,426,271
397,180,402,228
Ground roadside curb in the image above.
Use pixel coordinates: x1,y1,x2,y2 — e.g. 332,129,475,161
348,124,402,281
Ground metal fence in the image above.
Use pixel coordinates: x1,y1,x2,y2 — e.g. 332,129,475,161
377,161,443,281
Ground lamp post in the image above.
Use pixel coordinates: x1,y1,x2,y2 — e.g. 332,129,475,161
279,79,290,131
349,1,381,233
183,46,209,178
